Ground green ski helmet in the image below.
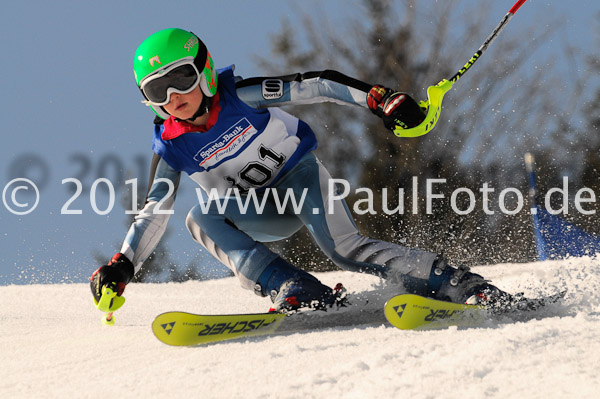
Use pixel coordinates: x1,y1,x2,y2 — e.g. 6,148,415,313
133,28,217,119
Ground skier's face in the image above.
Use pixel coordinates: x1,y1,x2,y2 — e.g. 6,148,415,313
163,85,204,121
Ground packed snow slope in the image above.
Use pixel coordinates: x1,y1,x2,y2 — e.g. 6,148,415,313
1,257,599,399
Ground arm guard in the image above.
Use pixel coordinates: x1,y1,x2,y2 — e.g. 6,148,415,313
235,70,373,109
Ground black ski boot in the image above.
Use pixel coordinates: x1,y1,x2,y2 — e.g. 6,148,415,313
426,258,565,313
427,258,513,307
254,257,338,312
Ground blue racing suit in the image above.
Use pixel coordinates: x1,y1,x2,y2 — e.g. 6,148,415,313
120,66,438,292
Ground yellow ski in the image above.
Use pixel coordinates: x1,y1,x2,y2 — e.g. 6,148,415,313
152,311,286,346
384,294,483,330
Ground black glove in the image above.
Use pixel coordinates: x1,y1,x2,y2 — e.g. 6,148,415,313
367,85,426,130
90,253,134,306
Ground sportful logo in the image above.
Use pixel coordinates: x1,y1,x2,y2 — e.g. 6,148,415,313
194,118,258,169
262,79,283,100
184,36,199,52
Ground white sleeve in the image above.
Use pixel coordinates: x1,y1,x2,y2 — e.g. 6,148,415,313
120,155,181,273
235,70,373,109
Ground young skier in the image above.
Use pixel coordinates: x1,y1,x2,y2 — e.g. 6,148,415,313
91,28,511,313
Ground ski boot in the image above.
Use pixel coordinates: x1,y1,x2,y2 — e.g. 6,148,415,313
254,257,341,312
427,258,513,309
427,258,565,313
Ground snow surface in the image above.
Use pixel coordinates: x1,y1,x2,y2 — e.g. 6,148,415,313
1,257,599,399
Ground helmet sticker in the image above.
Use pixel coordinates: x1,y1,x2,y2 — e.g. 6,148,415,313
184,36,199,52
149,55,161,67
204,52,217,94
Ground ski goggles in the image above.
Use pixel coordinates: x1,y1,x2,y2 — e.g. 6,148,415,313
140,58,201,106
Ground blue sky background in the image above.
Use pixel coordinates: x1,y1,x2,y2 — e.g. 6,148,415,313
0,0,598,285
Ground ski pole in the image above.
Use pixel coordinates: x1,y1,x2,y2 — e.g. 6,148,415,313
103,312,116,326
94,285,125,325
524,152,547,260
395,0,529,138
